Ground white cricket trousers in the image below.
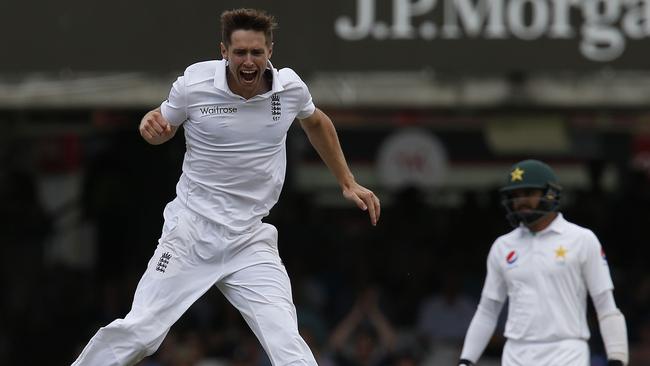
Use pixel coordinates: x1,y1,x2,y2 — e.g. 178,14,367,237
72,198,317,366
502,338,589,366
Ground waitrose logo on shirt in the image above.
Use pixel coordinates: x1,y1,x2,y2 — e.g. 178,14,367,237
199,105,238,116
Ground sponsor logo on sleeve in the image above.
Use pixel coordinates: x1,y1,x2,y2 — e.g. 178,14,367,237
506,250,518,265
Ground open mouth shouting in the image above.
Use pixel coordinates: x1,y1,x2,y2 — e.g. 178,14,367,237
240,69,258,84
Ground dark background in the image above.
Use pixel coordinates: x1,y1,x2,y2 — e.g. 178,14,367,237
1,1,650,365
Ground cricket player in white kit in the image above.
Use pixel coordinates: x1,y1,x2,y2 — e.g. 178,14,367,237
72,8,380,366
458,160,628,366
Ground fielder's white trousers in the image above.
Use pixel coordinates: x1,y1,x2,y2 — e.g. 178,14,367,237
502,338,589,366
72,198,316,366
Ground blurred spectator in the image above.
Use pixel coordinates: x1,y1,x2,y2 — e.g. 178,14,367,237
329,287,397,366
416,271,476,365
417,271,475,344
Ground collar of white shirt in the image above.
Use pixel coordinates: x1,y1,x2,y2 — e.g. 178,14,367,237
519,212,568,237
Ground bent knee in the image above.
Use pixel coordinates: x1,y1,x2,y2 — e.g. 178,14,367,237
95,316,168,356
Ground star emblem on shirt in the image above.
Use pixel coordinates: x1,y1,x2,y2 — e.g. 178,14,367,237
510,167,524,182
555,245,568,259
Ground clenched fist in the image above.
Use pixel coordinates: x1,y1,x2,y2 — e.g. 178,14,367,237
139,108,177,145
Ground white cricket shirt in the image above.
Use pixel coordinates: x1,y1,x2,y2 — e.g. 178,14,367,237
482,213,614,341
160,60,315,230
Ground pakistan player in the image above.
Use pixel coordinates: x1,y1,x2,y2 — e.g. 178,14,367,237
458,159,628,366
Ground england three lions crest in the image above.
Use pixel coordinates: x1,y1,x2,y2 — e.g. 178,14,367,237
271,93,281,121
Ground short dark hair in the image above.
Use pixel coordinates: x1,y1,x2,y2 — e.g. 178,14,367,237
220,8,277,47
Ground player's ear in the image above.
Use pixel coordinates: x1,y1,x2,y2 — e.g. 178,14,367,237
268,42,273,59
220,42,228,60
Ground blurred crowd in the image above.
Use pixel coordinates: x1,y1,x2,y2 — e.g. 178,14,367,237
1,126,649,365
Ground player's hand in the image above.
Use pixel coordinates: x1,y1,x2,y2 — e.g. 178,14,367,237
139,109,175,145
342,182,380,226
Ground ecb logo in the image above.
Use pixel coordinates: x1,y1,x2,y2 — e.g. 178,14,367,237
271,93,282,121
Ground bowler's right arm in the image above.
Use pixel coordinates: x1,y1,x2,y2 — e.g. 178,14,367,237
138,107,179,145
